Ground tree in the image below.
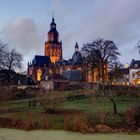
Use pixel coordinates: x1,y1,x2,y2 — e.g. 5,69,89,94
0,40,23,83
136,40,140,53
82,38,120,115
81,38,120,84
37,91,67,112
3,49,23,83
108,62,124,84
0,40,8,69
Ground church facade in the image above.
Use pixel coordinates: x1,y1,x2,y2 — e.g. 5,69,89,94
27,16,107,84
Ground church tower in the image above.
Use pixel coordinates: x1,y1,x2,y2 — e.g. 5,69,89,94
44,16,62,63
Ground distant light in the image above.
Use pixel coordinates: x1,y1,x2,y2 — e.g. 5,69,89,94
124,63,129,68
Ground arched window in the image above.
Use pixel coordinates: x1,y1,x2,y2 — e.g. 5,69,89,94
49,69,53,75
37,68,42,81
77,67,82,71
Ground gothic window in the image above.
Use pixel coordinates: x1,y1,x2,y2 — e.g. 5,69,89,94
49,69,53,75
37,68,42,81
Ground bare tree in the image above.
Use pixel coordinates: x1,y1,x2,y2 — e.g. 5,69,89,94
136,40,140,53
37,91,67,112
0,40,8,69
108,62,124,84
81,38,120,84
82,38,120,114
0,41,23,83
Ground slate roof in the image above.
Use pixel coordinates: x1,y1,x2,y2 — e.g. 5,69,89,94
32,55,51,67
129,59,140,69
72,51,83,65
62,70,82,81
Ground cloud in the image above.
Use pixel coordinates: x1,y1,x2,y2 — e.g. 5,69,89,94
1,0,140,70
1,17,43,55
54,0,140,62
84,0,140,46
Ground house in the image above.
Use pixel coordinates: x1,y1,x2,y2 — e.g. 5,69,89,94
129,59,140,87
41,74,69,90
108,68,129,86
0,69,27,86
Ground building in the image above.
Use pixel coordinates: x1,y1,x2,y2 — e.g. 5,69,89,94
129,59,140,87
0,69,27,86
108,68,129,86
27,16,108,87
28,55,51,81
41,74,68,90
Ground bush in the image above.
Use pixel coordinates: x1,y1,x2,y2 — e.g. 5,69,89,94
64,113,71,130
105,113,125,127
0,87,13,101
73,112,88,132
125,105,140,128
22,112,34,130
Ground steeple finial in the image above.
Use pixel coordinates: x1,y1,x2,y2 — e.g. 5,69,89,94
52,11,54,22
75,42,79,52
75,42,79,48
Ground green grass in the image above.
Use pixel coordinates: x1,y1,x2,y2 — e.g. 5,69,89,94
0,91,140,129
1,94,140,116
57,96,140,114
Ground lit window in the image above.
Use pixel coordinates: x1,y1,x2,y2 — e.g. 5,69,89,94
37,69,42,81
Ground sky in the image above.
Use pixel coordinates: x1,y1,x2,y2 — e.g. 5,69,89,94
0,0,140,71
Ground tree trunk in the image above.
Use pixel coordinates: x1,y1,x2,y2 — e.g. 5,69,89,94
110,98,117,114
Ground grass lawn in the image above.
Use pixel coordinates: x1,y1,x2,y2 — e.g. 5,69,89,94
0,91,140,129
57,96,140,114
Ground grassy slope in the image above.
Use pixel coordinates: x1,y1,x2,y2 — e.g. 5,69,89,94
0,93,140,129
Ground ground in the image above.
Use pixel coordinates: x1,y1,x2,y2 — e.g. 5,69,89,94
0,128,140,140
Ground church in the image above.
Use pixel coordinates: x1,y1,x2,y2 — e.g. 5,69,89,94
27,16,107,87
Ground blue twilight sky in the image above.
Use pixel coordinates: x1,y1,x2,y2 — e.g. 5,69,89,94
0,0,140,71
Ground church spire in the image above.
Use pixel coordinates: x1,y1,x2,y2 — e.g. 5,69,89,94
50,11,56,29
75,42,79,52
52,11,54,22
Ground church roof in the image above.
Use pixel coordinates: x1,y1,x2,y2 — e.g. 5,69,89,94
32,55,51,66
129,59,140,69
72,51,83,65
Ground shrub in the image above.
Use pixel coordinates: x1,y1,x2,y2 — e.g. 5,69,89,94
73,113,80,131
105,113,125,127
125,105,140,128
22,112,34,130
11,112,19,127
42,114,48,129
79,113,88,133
64,112,71,130
73,112,88,132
